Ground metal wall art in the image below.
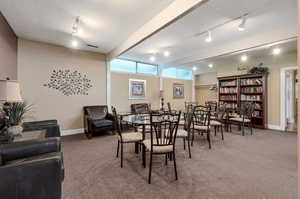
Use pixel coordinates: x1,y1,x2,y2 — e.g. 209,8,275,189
43,69,92,96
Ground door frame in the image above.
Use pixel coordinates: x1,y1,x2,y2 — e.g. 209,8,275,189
280,66,298,131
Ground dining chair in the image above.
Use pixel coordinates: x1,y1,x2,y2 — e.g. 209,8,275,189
176,111,193,158
228,102,255,136
112,106,143,168
142,111,181,184
192,105,212,149
209,105,226,140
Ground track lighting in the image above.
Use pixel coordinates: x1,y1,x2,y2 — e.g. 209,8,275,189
163,51,170,57
71,40,78,48
205,31,212,42
272,47,281,55
150,56,156,62
241,55,248,62
238,15,247,31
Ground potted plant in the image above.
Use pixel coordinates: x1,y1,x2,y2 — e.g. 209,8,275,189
7,102,32,136
248,63,269,74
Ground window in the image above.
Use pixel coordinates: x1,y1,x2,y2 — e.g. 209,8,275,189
161,68,193,80
110,59,158,76
137,63,158,75
110,59,136,73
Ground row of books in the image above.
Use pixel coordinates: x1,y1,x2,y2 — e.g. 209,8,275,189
240,78,262,86
220,87,237,94
241,87,263,93
241,95,262,101
219,102,238,109
220,95,237,101
220,80,236,87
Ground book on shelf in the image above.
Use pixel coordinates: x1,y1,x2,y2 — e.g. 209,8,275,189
220,80,236,87
220,87,237,94
241,94,262,101
240,78,262,86
220,95,237,101
241,86,263,93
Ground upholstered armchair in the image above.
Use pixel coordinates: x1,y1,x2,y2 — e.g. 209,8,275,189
83,105,115,139
0,138,64,199
130,103,150,114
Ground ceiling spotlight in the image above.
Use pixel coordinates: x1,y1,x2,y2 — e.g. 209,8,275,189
238,15,247,31
163,51,170,57
272,47,281,55
192,66,197,71
205,31,212,42
208,63,213,68
241,55,248,62
71,40,78,48
150,56,156,62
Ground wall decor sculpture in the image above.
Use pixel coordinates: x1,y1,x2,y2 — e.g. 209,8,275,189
43,69,92,96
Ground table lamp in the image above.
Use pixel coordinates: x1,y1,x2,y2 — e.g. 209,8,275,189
0,80,23,136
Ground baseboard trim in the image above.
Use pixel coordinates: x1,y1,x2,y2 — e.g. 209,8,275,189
267,124,282,131
61,128,84,136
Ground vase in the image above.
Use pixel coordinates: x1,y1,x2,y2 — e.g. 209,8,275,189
7,125,23,137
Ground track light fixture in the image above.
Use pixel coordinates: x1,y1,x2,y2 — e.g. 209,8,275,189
238,15,247,31
205,31,212,42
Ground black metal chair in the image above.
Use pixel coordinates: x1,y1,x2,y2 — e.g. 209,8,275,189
176,111,193,158
192,105,212,149
142,111,181,184
228,102,255,136
112,107,143,168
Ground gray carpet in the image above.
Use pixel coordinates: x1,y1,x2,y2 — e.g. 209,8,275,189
61,128,297,199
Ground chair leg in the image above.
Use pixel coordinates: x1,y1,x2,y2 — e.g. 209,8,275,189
142,145,146,168
207,130,212,149
250,122,253,135
121,143,124,168
214,126,217,136
242,123,245,136
183,138,186,150
191,129,195,146
221,125,224,140
187,136,191,158
116,140,120,158
165,154,168,165
148,152,153,184
173,152,178,180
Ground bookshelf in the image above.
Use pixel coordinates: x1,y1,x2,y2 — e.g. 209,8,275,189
218,73,267,129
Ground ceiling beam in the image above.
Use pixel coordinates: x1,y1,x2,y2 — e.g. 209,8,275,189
107,0,209,60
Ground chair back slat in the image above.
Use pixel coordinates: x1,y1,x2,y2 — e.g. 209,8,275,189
193,105,211,126
111,106,122,138
149,112,181,150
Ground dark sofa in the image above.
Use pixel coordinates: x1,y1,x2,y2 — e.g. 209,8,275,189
130,103,150,114
23,120,61,137
0,138,64,199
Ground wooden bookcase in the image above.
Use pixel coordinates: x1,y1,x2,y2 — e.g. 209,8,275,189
218,73,268,129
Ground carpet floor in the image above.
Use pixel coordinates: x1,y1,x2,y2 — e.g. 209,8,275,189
61,127,297,199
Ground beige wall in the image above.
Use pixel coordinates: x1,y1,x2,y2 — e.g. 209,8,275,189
195,87,218,105
0,12,17,80
163,77,193,110
195,51,297,127
110,73,193,112
111,72,160,112
18,39,107,130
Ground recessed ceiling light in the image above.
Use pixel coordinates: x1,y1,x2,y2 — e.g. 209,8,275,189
208,63,213,68
238,15,247,31
71,40,78,48
192,66,197,71
163,51,170,57
272,47,281,55
241,55,248,62
77,28,83,36
205,31,212,42
150,56,156,62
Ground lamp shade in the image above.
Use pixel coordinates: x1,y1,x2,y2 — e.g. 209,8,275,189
159,90,164,98
0,80,23,102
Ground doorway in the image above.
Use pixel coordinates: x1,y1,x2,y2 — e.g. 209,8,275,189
281,66,298,132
